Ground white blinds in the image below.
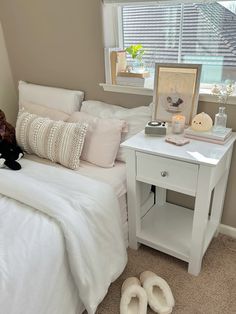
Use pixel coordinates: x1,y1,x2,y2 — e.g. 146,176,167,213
122,2,236,70
103,1,157,4
123,4,181,64
103,0,217,5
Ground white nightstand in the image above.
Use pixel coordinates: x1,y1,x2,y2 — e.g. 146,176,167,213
121,131,236,275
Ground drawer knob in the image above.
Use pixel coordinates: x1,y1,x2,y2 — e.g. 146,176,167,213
161,171,168,177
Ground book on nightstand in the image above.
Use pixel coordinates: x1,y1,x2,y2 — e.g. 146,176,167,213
184,127,232,144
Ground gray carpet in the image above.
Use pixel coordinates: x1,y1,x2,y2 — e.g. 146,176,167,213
95,234,236,314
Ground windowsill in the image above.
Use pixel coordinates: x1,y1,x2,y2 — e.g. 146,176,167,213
100,83,236,105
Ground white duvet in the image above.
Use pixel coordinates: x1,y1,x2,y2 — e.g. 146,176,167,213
0,159,127,314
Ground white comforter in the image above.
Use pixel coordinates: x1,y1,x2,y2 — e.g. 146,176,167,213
0,159,127,314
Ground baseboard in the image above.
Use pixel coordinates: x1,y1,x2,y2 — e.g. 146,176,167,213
219,224,236,238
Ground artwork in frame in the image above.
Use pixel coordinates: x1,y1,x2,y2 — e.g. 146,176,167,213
153,63,202,125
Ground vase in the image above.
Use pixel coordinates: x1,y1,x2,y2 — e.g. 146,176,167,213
132,60,145,73
214,106,227,133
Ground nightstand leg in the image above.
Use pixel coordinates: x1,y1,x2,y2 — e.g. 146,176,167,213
210,148,233,235
126,150,141,250
155,187,166,206
188,166,212,276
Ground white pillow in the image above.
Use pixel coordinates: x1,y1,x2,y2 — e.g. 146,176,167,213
81,100,152,161
19,81,84,115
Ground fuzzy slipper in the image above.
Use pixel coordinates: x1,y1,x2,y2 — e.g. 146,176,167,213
140,271,174,314
120,277,147,314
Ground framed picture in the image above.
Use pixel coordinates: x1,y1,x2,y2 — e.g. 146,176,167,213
153,63,202,125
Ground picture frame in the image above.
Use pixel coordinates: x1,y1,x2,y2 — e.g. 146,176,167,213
153,63,202,125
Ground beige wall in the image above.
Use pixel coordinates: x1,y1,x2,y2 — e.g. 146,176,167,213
0,0,235,227
0,21,17,125
0,0,150,108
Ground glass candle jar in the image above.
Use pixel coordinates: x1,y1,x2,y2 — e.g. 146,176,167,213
172,114,186,134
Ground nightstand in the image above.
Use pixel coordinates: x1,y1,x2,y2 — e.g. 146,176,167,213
121,131,236,275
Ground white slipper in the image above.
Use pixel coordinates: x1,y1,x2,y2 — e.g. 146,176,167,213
140,271,175,314
120,277,147,314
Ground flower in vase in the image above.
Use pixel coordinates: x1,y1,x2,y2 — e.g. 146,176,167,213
211,81,235,105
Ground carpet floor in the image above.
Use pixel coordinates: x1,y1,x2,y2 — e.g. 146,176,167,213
95,234,236,314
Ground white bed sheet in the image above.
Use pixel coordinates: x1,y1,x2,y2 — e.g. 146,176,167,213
0,195,84,314
24,154,152,244
1,154,150,314
25,154,128,220
0,158,127,314
26,154,126,195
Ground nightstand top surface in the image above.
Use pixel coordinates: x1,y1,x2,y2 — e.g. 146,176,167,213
121,131,236,166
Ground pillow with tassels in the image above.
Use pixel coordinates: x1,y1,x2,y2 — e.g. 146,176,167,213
16,110,88,170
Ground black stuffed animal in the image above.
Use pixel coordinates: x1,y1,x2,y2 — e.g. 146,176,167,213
0,140,24,170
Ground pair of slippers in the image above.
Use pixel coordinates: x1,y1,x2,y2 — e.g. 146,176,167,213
120,271,174,314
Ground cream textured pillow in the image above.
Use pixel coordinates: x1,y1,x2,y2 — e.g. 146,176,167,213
21,102,69,121
67,112,126,168
16,111,88,170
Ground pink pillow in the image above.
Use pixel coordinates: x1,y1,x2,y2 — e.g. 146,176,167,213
21,101,69,121
67,112,126,168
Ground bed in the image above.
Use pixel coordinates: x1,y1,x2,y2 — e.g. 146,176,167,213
0,158,127,314
25,154,129,245
0,82,153,314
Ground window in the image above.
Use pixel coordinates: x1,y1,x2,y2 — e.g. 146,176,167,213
121,1,236,86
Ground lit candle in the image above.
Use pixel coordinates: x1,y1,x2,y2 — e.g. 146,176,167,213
172,114,186,134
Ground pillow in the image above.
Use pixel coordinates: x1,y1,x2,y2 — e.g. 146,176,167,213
81,100,152,161
22,102,69,121
67,112,126,168
19,81,84,115
16,111,88,170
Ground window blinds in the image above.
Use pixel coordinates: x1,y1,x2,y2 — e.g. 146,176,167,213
103,0,218,5
122,2,236,70
122,4,181,65
103,0,157,4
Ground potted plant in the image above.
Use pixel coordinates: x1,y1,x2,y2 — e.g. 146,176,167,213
125,44,145,73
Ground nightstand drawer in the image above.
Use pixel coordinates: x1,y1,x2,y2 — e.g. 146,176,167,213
136,152,199,196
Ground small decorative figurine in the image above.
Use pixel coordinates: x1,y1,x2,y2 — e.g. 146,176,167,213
191,112,213,132
126,65,132,73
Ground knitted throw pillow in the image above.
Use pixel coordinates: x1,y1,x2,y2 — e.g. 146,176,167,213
16,111,88,170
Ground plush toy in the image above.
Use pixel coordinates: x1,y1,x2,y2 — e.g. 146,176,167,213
0,109,16,144
0,140,24,170
191,112,213,132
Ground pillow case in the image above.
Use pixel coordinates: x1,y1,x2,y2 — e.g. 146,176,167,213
67,112,126,168
81,100,152,161
19,81,84,115
16,111,88,170
22,102,69,121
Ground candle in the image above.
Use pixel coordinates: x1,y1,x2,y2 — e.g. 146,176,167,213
172,114,186,134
